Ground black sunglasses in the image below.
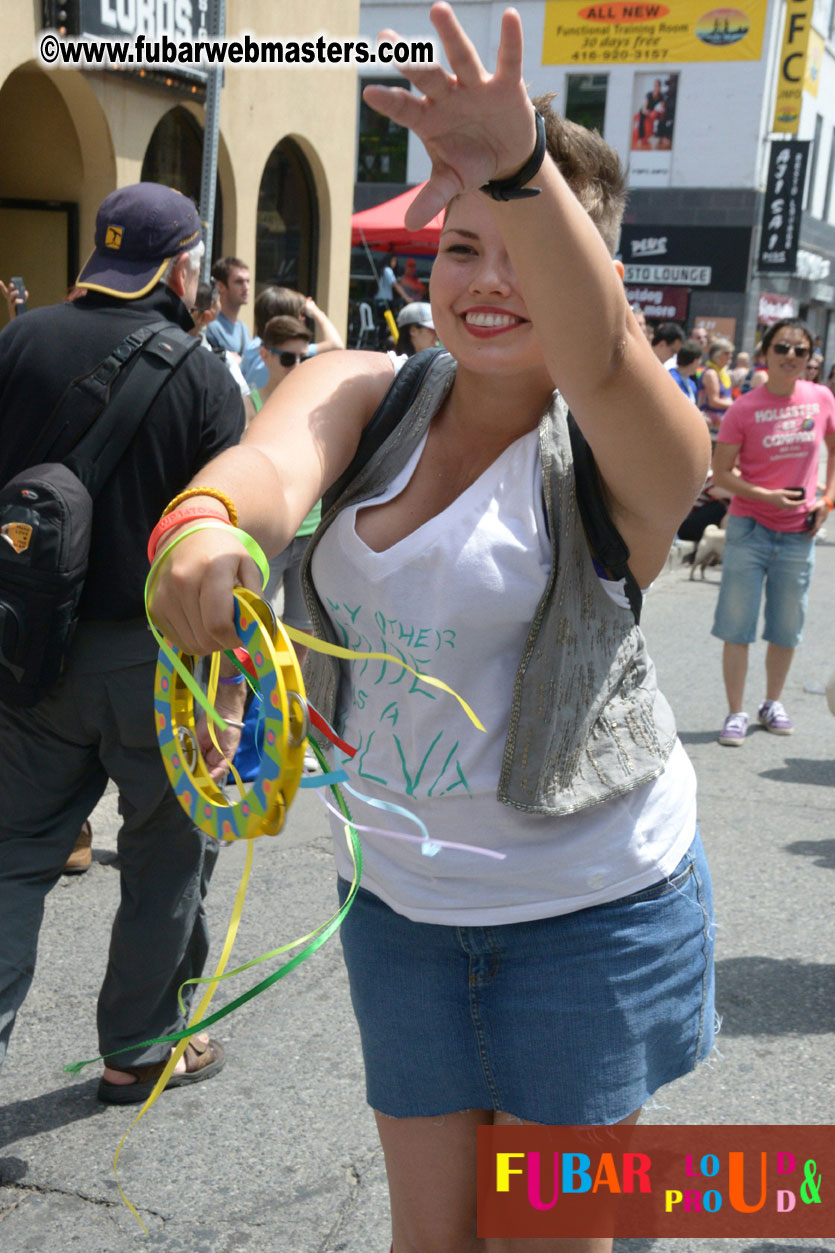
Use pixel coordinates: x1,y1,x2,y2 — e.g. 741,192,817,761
771,342,810,358
268,349,310,367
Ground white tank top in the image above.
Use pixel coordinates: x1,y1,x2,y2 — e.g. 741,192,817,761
311,427,697,924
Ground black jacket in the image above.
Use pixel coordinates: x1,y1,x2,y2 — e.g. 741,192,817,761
0,286,244,619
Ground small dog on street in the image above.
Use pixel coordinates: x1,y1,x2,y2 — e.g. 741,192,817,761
690,524,726,579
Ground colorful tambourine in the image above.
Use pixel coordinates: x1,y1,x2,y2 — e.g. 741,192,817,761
154,587,307,841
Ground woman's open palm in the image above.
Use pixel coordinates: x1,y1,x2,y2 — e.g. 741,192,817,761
363,3,537,228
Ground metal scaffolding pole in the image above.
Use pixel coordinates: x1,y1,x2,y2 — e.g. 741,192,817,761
199,0,225,282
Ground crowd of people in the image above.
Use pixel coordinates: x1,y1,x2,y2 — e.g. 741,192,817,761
0,4,833,1249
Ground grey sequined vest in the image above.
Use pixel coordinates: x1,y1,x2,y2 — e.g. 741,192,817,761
300,352,678,816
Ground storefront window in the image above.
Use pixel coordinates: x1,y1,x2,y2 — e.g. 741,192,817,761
565,75,607,134
256,139,318,297
357,78,408,182
141,107,222,252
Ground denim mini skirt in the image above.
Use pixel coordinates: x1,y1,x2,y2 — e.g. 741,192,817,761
337,830,714,1124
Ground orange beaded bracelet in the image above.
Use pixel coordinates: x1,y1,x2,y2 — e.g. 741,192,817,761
162,486,238,527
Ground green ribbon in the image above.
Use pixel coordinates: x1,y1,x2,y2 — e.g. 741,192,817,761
65,740,361,1075
65,523,362,1076
143,519,270,729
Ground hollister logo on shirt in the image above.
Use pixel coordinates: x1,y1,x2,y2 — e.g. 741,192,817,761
1,522,32,553
753,402,819,423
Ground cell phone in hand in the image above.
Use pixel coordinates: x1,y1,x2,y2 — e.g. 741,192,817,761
10,278,26,316
788,487,816,529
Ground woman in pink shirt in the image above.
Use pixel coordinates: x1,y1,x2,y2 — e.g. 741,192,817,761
711,319,835,745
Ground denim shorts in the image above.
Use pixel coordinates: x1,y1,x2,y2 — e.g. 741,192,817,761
337,831,715,1124
712,514,815,649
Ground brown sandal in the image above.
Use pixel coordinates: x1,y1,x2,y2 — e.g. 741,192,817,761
97,1035,225,1104
64,821,93,874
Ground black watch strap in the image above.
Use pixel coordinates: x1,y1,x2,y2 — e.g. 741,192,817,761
480,111,547,202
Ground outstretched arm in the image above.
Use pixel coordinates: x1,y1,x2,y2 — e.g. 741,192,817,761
364,3,709,584
148,350,394,654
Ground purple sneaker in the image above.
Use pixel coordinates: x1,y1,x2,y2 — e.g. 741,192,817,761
758,700,794,735
719,712,749,746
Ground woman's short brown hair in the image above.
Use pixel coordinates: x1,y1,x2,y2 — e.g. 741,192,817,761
262,315,311,350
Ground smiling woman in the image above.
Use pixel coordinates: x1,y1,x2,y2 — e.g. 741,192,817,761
711,317,835,748
148,6,715,1251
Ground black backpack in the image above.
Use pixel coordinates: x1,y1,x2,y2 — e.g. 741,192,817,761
0,320,199,706
324,348,642,623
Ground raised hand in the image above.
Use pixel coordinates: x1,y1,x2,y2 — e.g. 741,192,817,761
364,3,537,228
0,279,27,321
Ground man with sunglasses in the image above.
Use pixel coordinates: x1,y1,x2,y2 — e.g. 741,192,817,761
711,318,835,746
256,315,312,390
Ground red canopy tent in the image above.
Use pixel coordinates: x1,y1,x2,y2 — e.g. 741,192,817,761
350,183,443,255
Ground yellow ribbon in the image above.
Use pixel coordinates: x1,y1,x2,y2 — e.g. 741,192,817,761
113,518,483,1229
114,835,255,1233
283,624,485,733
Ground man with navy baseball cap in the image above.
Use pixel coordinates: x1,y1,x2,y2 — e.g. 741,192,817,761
76,182,203,300
0,183,245,1102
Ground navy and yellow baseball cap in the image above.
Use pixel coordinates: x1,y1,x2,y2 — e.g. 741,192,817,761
76,183,202,299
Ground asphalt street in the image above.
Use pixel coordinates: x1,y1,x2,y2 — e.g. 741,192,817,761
1,532,834,1253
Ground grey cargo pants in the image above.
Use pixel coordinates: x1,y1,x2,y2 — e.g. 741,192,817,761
0,619,219,1073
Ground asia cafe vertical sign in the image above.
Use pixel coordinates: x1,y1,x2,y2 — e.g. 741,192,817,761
757,140,809,273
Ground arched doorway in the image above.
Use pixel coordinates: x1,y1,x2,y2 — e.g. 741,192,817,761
141,106,222,255
256,138,318,297
0,64,106,318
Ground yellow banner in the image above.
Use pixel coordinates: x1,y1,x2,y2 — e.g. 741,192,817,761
772,0,814,132
542,0,767,66
803,27,824,98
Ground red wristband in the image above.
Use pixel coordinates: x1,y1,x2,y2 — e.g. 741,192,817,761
147,505,232,564
823,495,834,512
